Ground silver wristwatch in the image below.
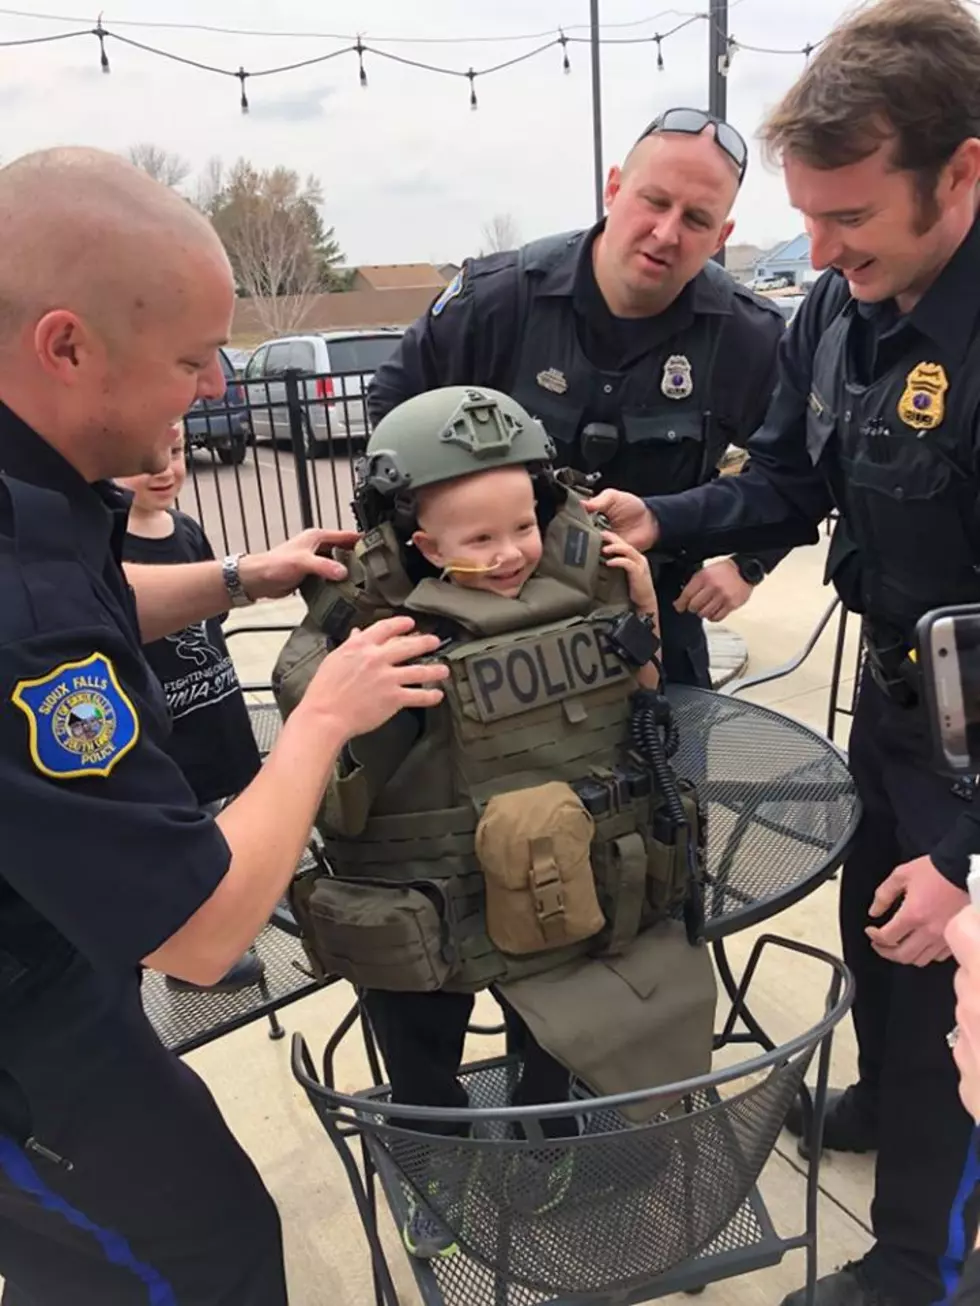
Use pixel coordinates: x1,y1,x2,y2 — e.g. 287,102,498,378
221,553,254,608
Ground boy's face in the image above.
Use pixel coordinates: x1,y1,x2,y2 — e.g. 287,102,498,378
412,466,544,600
116,425,187,510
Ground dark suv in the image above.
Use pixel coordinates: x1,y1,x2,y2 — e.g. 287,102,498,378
184,348,252,465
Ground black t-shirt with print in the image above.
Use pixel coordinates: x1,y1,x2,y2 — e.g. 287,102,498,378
122,511,262,804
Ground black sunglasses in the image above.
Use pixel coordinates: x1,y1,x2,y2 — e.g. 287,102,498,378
636,107,748,183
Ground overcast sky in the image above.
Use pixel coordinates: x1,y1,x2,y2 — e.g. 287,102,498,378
0,0,858,265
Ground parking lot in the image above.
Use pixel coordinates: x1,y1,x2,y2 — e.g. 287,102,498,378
180,441,362,557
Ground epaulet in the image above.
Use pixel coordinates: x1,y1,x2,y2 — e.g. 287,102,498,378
519,230,587,275
730,280,786,321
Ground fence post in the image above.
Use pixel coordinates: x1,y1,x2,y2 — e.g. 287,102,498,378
284,367,316,531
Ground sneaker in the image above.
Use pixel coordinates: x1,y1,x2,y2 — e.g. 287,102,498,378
784,1084,878,1159
504,1150,576,1217
166,948,265,995
402,1189,460,1260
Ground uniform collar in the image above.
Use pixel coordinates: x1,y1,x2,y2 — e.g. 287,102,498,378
856,211,980,361
537,220,734,317
0,399,128,564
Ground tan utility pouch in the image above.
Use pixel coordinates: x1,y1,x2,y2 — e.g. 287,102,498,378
305,878,450,992
475,781,605,956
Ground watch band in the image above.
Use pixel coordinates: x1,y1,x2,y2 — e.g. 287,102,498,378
734,556,767,586
221,553,254,608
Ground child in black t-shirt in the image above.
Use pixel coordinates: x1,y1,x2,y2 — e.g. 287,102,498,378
118,423,265,993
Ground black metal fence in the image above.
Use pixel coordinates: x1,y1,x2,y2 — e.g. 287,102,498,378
177,367,375,557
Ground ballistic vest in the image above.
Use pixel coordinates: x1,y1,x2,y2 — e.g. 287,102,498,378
272,492,699,995
809,297,980,643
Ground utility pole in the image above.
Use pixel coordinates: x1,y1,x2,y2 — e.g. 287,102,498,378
708,0,729,266
590,0,604,222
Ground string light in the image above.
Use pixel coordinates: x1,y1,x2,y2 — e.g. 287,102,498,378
0,13,830,117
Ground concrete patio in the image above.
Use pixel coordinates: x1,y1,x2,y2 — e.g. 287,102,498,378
198,529,873,1306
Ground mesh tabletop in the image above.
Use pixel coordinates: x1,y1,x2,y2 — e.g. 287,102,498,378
666,686,859,939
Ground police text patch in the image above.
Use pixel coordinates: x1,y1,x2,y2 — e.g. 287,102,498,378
464,625,625,723
13,652,140,780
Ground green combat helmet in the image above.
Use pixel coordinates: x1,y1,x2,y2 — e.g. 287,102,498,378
352,385,558,535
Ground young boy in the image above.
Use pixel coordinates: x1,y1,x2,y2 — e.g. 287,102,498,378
118,423,265,993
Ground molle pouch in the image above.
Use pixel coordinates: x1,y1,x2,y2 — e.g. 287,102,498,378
645,781,705,918
318,711,422,838
305,877,451,992
475,781,605,955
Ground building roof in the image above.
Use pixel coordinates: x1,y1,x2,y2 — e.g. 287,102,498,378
759,233,811,268
231,286,441,344
353,263,448,291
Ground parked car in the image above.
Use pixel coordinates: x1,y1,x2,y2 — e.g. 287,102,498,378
184,347,252,465
243,328,404,455
761,290,806,324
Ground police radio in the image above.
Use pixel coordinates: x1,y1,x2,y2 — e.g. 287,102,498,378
916,604,980,773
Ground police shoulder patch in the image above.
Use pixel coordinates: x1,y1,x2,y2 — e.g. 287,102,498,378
13,652,140,780
431,269,464,317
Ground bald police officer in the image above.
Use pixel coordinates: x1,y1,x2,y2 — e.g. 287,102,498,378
368,108,786,688
0,147,448,1305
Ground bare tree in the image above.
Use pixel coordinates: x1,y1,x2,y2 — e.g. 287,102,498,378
210,161,343,337
127,143,191,190
480,212,521,255
194,155,225,216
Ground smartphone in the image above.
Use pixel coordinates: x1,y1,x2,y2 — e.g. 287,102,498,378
916,604,980,773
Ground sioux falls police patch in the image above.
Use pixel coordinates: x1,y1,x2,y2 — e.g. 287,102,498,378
13,652,139,780
431,269,464,317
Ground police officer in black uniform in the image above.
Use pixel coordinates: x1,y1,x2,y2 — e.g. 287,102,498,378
589,2,980,1303
367,108,787,688
0,147,448,1305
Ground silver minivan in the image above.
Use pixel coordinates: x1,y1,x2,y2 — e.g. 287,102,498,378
243,328,403,454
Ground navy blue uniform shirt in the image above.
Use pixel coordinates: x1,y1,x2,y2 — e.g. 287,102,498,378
644,214,980,880
0,401,230,995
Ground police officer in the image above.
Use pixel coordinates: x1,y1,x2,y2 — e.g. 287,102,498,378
0,147,448,1305
367,109,786,687
588,2,980,1302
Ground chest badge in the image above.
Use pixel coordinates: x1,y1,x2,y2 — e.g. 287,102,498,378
661,354,693,400
13,652,140,780
898,361,949,431
536,367,568,395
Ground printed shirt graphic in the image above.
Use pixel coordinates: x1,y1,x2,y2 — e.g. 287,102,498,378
122,513,261,804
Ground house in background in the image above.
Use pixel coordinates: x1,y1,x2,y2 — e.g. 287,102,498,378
753,233,815,287
724,243,766,284
438,261,461,282
350,263,448,292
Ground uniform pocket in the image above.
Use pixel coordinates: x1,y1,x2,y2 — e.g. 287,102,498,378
305,877,451,991
476,781,605,955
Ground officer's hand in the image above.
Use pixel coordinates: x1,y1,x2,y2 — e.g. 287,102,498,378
946,906,980,1121
239,528,361,600
866,855,967,966
582,490,658,552
302,616,449,738
600,531,658,615
674,559,753,623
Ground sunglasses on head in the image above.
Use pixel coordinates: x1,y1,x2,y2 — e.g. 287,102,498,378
636,107,748,183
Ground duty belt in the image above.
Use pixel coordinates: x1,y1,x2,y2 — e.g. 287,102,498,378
862,621,920,708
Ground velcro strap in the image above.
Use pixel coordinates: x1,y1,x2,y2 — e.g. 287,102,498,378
529,836,565,942
602,832,646,957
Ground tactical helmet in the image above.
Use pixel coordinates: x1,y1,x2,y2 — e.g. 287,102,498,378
354,386,556,531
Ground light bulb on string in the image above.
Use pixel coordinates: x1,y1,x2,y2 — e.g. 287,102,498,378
94,16,110,74
559,30,570,74
654,35,664,72
467,68,477,110
238,66,249,113
356,37,368,88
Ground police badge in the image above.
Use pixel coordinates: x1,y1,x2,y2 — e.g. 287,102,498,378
13,652,140,780
661,354,694,400
898,361,949,431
